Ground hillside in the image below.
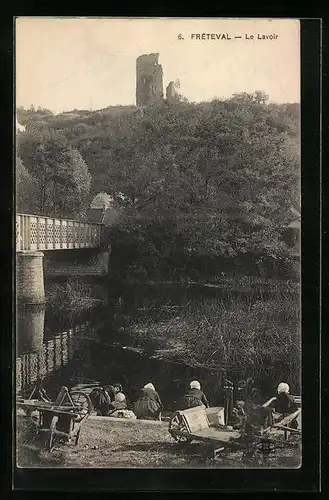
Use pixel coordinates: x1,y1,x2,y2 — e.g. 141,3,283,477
17,98,300,199
16,94,300,276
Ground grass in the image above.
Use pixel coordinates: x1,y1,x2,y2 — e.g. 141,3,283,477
46,277,102,319
120,279,301,392
16,415,301,469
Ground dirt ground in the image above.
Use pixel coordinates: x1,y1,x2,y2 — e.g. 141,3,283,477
16,415,301,469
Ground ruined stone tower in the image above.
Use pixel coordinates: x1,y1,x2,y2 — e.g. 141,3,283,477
136,53,163,106
166,80,180,103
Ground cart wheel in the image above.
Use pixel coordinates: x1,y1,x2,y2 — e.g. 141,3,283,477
69,391,93,414
49,416,58,452
169,412,193,443
168,412,180,435
176,433,193,443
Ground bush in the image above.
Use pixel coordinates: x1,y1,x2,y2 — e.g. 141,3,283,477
46,278,102,319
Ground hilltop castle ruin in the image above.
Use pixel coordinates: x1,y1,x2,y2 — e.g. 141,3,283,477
136,53,184,106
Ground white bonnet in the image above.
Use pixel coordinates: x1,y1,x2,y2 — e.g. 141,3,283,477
190,380,201,390
277,382,290,394
115,392,126,402
144,382,155,391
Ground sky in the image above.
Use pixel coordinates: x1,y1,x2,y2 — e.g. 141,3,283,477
16,18,300,114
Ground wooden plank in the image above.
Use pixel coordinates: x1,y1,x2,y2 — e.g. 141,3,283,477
273,424,301,434
275,409,301,427
179,407,209,433
263,408,301,435
54,386,69,406
36,407,80,418
192,427,240,441
174,429,240,448
17,402,79,412
205,407,225,427
38,429,73,439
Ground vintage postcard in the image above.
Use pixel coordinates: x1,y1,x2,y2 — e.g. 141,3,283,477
15,17,302,473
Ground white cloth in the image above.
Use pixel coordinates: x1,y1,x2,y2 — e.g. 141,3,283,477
110,409,137,419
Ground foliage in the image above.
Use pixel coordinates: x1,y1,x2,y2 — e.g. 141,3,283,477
16,155,38,213
46,277,102,320
236,377,260,403
17,127,91,218
17,92,300,274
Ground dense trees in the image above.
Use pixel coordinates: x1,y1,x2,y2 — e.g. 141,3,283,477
17,128,91,219
16,155,37,213
17,92,300,277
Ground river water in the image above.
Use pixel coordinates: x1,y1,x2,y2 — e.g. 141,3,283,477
16,280,300,411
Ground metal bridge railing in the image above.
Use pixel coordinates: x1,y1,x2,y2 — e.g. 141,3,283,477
16,214,102,251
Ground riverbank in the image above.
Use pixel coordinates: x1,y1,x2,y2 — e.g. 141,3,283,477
16,415,301,469
120,276,299,294
112,278,300,393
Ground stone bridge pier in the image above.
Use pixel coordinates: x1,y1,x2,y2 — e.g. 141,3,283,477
16,214,106,304
16,251,45,305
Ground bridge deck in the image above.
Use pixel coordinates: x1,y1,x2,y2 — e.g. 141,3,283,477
16,214,102,251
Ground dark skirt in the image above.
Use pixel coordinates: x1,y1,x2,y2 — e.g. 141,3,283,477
176,395,204,411
134,398,161,420
96,403,111,416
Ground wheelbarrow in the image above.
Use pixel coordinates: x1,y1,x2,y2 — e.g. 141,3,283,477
17,385,92,451
168,406,241,459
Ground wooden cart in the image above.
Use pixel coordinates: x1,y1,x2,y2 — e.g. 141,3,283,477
17,385,93,451
262,395,302,440
169,406,241,458
168,402,302,459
